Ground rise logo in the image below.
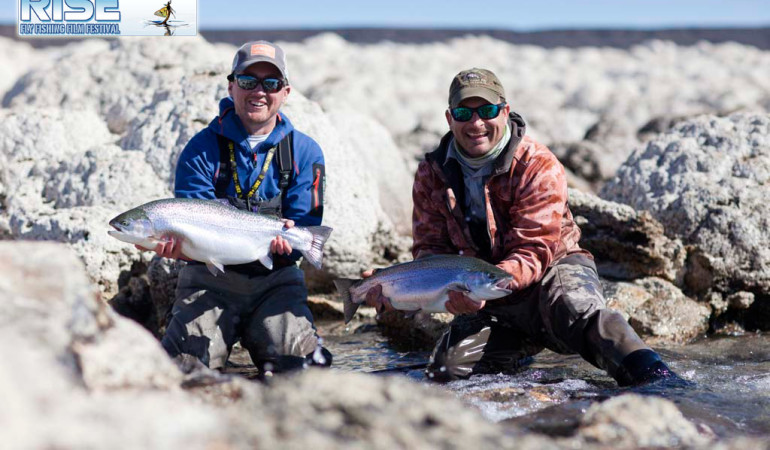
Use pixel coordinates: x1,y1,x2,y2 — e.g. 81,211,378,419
19,0,120,22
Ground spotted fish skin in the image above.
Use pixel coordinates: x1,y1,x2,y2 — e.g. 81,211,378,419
334,255,514,323
108,198,332,275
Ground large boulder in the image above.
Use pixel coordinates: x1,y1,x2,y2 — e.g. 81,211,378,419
569,188,686,283
0,241,183,390
577,394,712,447
602,113,770,327
603,277,710,344
3,36,231,135
0,108,171,294
0,37,37,100
324,105,414,233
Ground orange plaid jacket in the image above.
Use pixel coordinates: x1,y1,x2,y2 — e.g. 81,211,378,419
412,113,591,291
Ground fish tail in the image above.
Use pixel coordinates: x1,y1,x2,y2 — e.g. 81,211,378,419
301,225,333,269
333,278,360,324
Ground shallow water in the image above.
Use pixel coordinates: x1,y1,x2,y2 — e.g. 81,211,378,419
320,321,770,439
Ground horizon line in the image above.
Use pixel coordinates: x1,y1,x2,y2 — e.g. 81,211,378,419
2,21,770,32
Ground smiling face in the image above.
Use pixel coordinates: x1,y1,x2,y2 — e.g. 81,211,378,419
446,97,509,157
228,61,291,135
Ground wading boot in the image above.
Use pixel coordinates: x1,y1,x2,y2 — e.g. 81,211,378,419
615,349,693,388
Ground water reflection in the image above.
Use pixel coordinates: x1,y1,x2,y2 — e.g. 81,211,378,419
142,20,188,36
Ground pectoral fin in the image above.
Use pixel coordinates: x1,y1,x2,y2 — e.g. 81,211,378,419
205,260,225,276
259,254,273,270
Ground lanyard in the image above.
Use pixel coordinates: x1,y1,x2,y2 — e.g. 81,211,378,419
228,141,277,201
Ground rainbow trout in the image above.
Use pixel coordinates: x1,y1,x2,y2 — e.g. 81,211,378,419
334,255,513,323
108,198,332,275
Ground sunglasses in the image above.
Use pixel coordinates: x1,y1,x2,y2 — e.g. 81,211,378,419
449,103,507,122
228,74,286,93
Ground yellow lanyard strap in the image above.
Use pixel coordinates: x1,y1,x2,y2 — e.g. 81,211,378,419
228,141,277,200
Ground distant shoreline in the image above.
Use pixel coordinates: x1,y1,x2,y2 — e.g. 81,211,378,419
2,24,769,49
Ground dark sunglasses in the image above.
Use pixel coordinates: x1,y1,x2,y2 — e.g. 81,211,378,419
450,102,506,122
228,74,286,93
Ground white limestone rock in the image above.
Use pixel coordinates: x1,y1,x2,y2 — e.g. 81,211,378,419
0,37,37,100
602,113,770,298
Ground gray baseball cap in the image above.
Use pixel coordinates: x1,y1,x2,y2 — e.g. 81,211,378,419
448,68,505,108
231,40,289,80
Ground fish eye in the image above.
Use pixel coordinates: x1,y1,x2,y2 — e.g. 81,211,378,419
121,220,130,226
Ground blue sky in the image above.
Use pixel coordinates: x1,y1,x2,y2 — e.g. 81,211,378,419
8,0,770,29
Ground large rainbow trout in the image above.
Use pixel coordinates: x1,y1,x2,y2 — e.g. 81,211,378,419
334,255,514,323
108,198,332,275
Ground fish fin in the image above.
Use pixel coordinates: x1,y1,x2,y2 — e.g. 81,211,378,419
205,261,225,277
259,254,273,270
333,278,360,324
300,226,333,269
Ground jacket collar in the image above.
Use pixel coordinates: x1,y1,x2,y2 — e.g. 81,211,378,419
212,97,294,150
427,111,527,176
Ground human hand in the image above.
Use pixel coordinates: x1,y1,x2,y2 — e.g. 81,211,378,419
270,219,295,255
135,235,188,260
444,290,485,315
362,269,395,313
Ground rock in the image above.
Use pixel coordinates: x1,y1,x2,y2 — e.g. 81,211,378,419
727,291,755,310
0,107,113,163
376,310,453,351
602,113,770,326
324,105,414,234
283,92,410,284
0,241,183,389
578,394,712,447
569,188,686,283
0,36,37,100
605,277,710,344
4,37,231,135
549,140,617,187
252,368,555,449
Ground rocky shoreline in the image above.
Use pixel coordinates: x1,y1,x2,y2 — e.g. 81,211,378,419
1,33,769,448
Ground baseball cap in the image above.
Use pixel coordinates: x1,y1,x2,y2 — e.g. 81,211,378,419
231,40,289,81
448,68,505,108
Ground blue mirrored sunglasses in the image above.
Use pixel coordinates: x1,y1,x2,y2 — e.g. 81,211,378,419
228,74,285,93
450,103,506,122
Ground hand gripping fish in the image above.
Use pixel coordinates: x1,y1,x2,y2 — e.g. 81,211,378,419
108,198,332,275
334,255,514,323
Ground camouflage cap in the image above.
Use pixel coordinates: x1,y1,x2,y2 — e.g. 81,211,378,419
231,40,289,81
448,68,505,108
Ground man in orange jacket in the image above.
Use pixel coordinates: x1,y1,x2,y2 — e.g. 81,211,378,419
367,68,684,387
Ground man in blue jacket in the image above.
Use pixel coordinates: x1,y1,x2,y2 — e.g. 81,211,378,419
147,40,331,376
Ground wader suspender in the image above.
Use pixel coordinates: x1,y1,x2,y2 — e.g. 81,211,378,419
214,133,293,216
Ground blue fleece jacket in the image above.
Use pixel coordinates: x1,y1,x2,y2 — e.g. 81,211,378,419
175,97,325,228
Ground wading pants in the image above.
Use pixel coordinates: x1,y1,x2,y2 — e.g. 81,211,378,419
161,264,328,372
427,254,649,383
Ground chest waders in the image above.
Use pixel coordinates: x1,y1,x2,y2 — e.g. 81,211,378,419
214,133,293,217
212,133,294,273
